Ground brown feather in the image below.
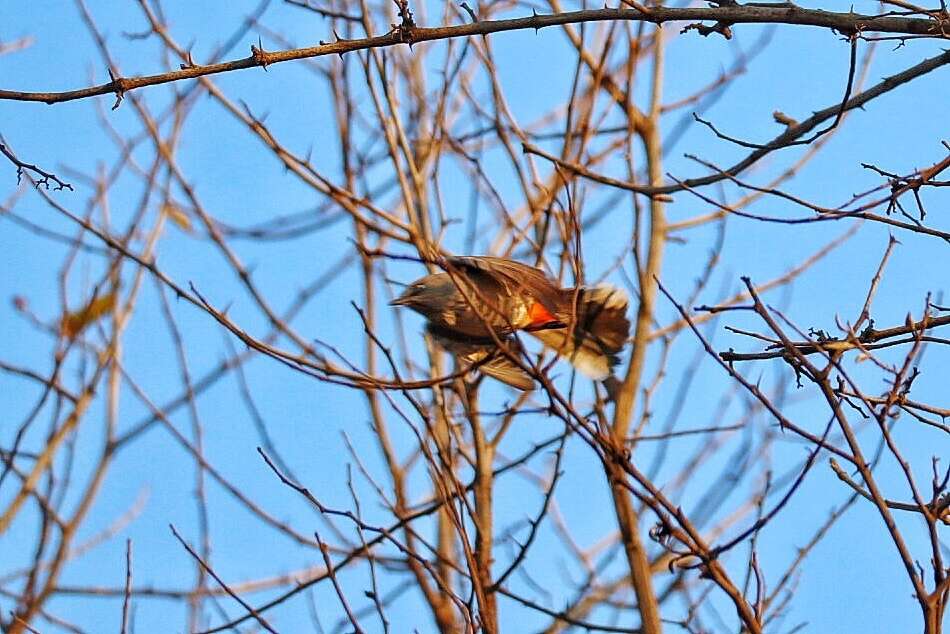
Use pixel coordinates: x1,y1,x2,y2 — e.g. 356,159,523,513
447,256,564,317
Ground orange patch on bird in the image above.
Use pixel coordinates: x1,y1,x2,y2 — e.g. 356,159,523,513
527,301,559,327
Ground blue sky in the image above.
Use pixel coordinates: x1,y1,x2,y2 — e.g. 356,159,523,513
2,1,949,632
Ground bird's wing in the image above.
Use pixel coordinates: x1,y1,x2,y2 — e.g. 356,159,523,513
478,356,536,391
446,256,563,314
427,323,535,391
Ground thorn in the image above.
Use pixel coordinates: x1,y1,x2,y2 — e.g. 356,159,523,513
459,1,478,22
251,36,269,71
107,69,127,110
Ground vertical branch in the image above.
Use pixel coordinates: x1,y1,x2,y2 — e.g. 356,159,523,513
606,19,667,634
463,383,498,633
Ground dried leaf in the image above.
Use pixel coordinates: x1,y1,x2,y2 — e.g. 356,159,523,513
772,110,798,127
60,292,117,338
164,203,192,233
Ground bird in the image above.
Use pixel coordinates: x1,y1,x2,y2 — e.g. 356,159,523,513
390,256,630,392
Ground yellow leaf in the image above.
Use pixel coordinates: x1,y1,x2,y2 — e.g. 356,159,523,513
164,203,192,233
60,292,117,338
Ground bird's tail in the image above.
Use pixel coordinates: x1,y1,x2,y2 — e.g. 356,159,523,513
530,284,630,381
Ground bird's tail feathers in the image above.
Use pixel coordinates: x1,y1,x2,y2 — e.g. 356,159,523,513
531,284,630,380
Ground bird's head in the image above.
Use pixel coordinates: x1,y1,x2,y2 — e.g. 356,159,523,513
389,273,455,318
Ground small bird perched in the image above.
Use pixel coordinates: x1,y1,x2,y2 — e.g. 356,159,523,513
390,256,630,391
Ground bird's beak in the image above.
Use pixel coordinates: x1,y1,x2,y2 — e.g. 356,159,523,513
389,291,413,307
